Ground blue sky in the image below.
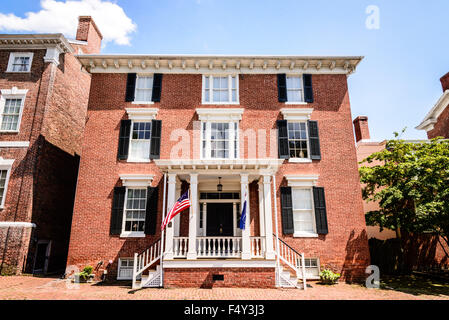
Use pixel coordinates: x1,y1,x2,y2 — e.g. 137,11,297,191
1,0,448,140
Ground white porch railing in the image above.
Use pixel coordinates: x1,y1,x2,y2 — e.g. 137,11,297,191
173,237,189,258
197,237,242,258
274,234,307,290
250,236,266,258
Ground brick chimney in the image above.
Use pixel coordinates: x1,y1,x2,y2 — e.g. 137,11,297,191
440,72,449,92
353,116,370,143
75,16,103,54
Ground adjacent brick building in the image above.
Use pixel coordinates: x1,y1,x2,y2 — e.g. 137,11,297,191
0,17,102,275
416,72,449,138
67,54,371,288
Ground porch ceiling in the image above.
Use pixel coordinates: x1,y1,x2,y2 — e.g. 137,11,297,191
154,159,284,176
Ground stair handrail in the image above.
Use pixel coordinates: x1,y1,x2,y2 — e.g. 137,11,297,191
132,237,162,289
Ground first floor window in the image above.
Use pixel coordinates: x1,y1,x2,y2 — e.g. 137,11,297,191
0,170,8,206
1,98,23,131
201,121,238,159
124,188,147,232
286,75,304,102
129,122,151,160
134,75,153,102
118,258,134,280
7,53,33,72
203,75,238,104
292,188,315,234
288,122,309,159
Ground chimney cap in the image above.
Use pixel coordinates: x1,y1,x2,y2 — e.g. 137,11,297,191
353,115,368,123
78,15,103,40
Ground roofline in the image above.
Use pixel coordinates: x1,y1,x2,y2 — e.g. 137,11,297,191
0,33,73,53
76,54,364,59
416,90,449,131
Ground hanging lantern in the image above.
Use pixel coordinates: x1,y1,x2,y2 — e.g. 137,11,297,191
217,177,223,192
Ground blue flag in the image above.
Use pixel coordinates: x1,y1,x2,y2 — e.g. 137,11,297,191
239,200,247,230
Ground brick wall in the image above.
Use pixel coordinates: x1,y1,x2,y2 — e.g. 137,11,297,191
67,72,370,282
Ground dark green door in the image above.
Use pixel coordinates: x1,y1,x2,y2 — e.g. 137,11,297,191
206,203,233,236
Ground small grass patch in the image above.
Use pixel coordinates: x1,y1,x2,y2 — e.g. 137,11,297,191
380,274,449,297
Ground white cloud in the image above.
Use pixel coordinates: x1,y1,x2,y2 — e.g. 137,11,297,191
0,0,137,45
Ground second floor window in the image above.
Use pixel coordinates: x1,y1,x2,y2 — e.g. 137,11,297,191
123,188,147,233
286,75,304,103
203,75,238,104
201,121,238,159
288,122,309,159
129,122,152,161
7,53,33,72
1,98,24,132
135,76,153,102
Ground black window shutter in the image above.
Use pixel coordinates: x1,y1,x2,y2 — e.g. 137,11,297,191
277,74,287,102
303,74,314,103
118,120,131,160
313,187,328,234
277,120,290,159
110,187,126,235
151,74,163,102
280,187,294,235
308,120,321,160
125,73,137,102
150,120,162,159
144,186,159,235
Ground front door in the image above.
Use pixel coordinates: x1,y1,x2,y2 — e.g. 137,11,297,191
206,203,233,236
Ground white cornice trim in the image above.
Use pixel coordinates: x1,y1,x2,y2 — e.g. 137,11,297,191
196,108,244,121
281,108,314,121
76,55,363,75
119,174,154,187
0,141,30,148
125,108,158,121
285,175,319,187
416,90,449,132
0,33,73,52
0,221,36,228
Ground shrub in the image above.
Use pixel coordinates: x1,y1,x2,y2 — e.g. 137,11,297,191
319,269,341,284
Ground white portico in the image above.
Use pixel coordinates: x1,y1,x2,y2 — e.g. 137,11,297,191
155,159,283,262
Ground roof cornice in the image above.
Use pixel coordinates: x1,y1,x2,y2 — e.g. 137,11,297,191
0,33,73,53
76,54,363,75
416,90,449,131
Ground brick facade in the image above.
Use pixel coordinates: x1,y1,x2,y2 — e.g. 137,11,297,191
0,17,101,275
67,68,371,285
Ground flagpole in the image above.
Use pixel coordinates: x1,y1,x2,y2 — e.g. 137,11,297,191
272,174,281,287
159,172,167,287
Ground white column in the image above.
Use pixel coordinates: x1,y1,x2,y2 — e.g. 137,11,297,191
258,178,266,237
263,175,275,259
164,173,177,260
241,174,251,260
187,173,198,259
173,179,181,237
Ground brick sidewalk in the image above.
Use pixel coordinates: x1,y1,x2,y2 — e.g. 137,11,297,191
0,276,447,300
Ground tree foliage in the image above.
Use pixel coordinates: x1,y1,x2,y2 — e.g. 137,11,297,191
359,132,449,258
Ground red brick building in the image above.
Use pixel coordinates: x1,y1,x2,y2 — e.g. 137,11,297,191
67,55,370,288
416,72,449,138
0,17,102,275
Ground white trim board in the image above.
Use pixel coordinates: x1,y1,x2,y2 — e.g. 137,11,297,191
0,141,30,148
0,222,36,228
416,90,449,132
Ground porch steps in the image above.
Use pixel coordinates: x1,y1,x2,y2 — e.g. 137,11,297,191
135,265,162,288
278,267,305,289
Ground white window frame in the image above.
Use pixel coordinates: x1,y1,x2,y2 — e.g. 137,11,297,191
119,174,154,238
133,74,154,105
287,121,311,161
202,74,239,105
125,108,158,163
285,175,319,238
0,159,14,209
0,88,28,133
285,74,307,104
298,257,320,279
117,258,137,280
6,52,34,73
200,120,239,160
281,108,314,163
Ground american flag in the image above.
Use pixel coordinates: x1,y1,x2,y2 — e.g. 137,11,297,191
161,190,190,231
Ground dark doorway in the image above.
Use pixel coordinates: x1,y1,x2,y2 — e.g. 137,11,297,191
33,241,51,274
206,203,233,236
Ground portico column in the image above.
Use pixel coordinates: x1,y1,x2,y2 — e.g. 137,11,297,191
164,173,177,260
258,178,266,237
173,179,181,237
241,174,251,260
187,173,198,259
263,175,275,259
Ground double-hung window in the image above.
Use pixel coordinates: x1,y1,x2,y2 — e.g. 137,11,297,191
292,188,316,236
123,188,147,234
0,159,14,208
129,122,151,161
134,75,153,103
287,122,309,159
201,121,238,159
7,53,33,73
0,88,28,133
203,75,238,104
286,75,304,103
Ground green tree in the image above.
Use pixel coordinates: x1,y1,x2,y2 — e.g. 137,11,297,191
359,132,449,263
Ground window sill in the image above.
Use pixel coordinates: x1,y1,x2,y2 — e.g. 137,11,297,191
5,71,31,73
120,232,145,238
293,232,318,238
0,130,19,134
285,101,308,105
126,159,151,163
132,101,155,105
288,158,312,163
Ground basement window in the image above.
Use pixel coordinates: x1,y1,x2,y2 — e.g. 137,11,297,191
297,258,320,279
117,258,136,280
